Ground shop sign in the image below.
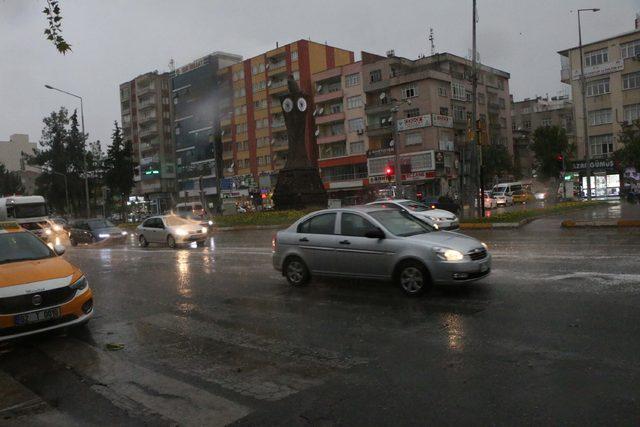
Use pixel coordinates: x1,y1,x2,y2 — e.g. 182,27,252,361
572,59,624,80
397,114,432,132
431,114,453,128
367,147,395,158
571,159,615,172
369,175,391,184
401,171,436,181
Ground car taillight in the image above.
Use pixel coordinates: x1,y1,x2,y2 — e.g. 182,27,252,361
272,235,277,251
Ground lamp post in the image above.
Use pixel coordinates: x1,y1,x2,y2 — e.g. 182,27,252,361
45,84,91,216
389,97,412,198
577,8,600,200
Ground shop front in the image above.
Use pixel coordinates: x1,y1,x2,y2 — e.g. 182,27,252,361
571,159,620,198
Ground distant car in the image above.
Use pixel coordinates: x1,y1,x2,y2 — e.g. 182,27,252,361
137,215,208,248
534,191,547,201
272,206,491,296
421,196,461,215
68,219,128,246
492,189,513,207
367,199,459,230
481,193,497,209
512,190,534,204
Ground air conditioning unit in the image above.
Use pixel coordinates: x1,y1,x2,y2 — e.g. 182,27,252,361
357,129,364,135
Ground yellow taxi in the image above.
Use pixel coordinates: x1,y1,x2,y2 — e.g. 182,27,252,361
512,190,535,204
0,222,93,341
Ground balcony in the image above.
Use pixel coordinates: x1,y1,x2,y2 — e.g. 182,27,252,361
222,150,233,159
272,140,289,151
268,60,287,76
138,111,157,125
139,125,158,138
561,67,571,84
136,83,155,97
315,111,345,125
315,89,343,104
138,97,157,110
365,103,392,115
317,133,346,145
488,102,500,111
271,119,285,129
366,125,392,137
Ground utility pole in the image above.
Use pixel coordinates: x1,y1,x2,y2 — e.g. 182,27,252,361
471,0,482,217
391,105,402,198
577,8,600,201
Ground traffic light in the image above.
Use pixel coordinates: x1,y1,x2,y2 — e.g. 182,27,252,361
556,154,565,172
385,164,395,178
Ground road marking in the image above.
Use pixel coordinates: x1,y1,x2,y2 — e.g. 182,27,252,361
38,338,250,426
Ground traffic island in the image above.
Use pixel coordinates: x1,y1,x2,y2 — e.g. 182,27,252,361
561,219,640,228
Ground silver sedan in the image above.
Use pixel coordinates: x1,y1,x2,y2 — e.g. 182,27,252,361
137,215,208,248
272,206,491,296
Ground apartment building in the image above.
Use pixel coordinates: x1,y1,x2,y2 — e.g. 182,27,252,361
171,52,243,209
218,40,354,201
558,21,640,197
311,55,383,203
0,134,38,195
362,52,512,199
511,95,575,178
119,71,175,214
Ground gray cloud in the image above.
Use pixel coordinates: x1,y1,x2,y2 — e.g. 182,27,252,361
1,0,638,147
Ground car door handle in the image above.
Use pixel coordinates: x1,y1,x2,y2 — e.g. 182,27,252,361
299,237,309,242
339,240,351,245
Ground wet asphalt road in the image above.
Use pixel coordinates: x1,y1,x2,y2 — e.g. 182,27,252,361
2,205,640,426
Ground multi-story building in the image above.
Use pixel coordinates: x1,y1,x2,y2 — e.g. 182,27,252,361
218,40,353,202
511,95,575,178
311,54,384,203
558,19,640,196
0,134,38,195
362,52,512,199
172,52,243,209
119,71,175,214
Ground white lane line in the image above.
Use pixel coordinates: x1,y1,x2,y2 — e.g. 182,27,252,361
38,339,250,427
544,272,640,283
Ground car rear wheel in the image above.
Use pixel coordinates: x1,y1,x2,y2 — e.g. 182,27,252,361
397,261,430,296
70,237,78,246
284,257,310,286
167,235,176,249
139,234,149,247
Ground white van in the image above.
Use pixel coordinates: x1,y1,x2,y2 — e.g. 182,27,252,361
175,202,205,219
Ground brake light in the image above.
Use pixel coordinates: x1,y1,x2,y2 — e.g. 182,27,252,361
272,235,277,252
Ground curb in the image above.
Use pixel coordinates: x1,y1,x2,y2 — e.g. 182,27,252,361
561,219,640,228
459,217,536,230
213,224,287,232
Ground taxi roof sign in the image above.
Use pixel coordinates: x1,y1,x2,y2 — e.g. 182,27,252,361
0,221,22,232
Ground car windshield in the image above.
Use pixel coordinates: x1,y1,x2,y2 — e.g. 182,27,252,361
0,232,54,264
87,219,115,229
369,210,433,237
164,216,192,226
399,201,430,212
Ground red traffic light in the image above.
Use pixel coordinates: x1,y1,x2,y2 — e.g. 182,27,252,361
556,154,563,161
385,165,394,176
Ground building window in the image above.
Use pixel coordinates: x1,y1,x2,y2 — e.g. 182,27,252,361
584,48,608,67
498,98,506,108
350,140,365,154
440,107,449,116
589,134,614,158
329,103,343,114
410,152,434,171
254,99,267,110
253,80,267,93
500,117,507,128
319,141,347,159
405,108,420,118
345,73,360,87
621,40,640,59
291,51,298,61
541,118,552,127
588,109,612,126
438,86,447,97
401,84,417,99
453,105,465,121
347,95,363,109
255,118,269,129
624,103,640,123
623,71,640,90
292,71,300,81
466,91,472,102
586,78,610,97
451,82,466,101
348,118,364,132
478,93,486,104
523,120,532,129
370,69,382,83
236,123,247,134
405,132,422,147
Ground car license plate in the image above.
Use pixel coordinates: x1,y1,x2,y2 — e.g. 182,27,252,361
479,262,489,272
14,307,61,326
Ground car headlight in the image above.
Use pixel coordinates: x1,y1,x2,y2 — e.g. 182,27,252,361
70,275,88,293
45,229,52,235
52,224,63,232
481,242,488,250
208,220,214,226
201,227,208,234
121,231,128,236
175,228,189,236
434,247,464,261
98,233,110,238
427,216,439,221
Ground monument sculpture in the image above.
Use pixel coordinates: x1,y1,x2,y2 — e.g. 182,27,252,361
272,75,327,210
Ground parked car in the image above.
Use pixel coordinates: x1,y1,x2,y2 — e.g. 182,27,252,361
68,219,128,246
367,199,459,230
272,206,491,296
137,215,208,248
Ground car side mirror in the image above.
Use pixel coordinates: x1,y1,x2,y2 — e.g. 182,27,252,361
54,244,66,256
365,228,385,239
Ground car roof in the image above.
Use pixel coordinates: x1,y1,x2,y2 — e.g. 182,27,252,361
308,205,398,215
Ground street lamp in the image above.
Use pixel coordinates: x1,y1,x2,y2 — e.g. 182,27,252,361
45,84,91,216
577,8,600,200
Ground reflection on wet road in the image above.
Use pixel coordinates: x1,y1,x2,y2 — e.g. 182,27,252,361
2,219,640,425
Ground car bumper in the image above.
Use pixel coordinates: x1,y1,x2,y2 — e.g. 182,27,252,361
0,289,94,342
430,254,492,285
272,253,283,272
175,233,207,243
436,221,459,230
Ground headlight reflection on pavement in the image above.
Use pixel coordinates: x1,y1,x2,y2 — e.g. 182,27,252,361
442,313,465,352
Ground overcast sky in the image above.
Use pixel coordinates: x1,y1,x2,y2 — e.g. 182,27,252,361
1,0,639,148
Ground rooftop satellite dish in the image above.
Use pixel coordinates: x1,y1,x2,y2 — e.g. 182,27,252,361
388,116,393,122
270,138,275,145
267,80,272,87
220,130,225,136
379,92,386,100
318,107,324,115
381,118,387,124
265,63,270,69
313,108,318,117
389,140,395,147
315,128,320,137
317,84,323,92
406,99,412,105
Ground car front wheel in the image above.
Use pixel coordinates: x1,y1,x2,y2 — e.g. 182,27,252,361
139,234,149,247
167,235,176,249
397,261,430,296
284,257,310,286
